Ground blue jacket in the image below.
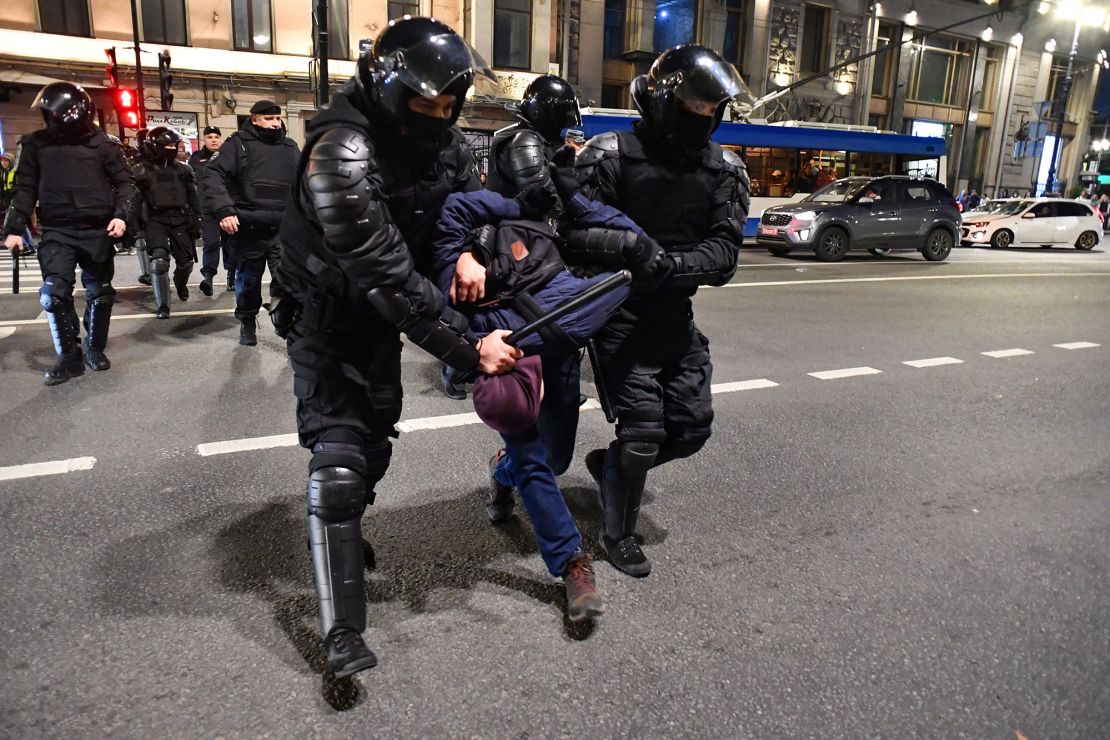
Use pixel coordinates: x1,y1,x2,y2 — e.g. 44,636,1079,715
431,189,641,353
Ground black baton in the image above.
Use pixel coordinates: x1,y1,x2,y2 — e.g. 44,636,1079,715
504,269,630,347
587,339,616,424
10,248,18,295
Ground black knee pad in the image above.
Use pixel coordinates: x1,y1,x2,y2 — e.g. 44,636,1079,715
151,258,169,275
619,441,659,478
85,285,116,304
307,467,367,523
616,408,667,445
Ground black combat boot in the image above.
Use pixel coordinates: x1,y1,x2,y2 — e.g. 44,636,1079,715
198,275,214,296
82,296,113,371
325,627,377,679
173,270,190,301
239,318,257,346
43,306,85,386
591,443,653,578
486,449,515,523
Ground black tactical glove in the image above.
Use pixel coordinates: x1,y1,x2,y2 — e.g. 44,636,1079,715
514,181,557,218
548,163,582,206
551,144,578,168
266,295,301,339
624,232,674,290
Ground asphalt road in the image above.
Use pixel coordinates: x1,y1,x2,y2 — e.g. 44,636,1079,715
1,245,1108,737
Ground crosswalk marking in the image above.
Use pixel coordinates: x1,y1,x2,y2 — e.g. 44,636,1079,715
808,366,883,380
0,456,96,482
1053,341,1100,350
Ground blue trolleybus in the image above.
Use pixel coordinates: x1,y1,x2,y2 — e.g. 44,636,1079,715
576,110,949,238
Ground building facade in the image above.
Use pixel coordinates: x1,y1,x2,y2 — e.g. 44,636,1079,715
0,0,1106,194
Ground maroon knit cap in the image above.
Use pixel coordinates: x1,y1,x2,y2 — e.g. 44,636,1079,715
472,355,543,434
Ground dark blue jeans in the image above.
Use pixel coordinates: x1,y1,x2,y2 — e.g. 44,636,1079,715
493,352,583,576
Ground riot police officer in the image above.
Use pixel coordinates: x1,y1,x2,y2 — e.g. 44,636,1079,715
576,45,753,576
1,82,135,385
277,17,520,679
188,126,235,295
486,74,581,198
203,100,300,345
134,127,202,319
130,128,156,286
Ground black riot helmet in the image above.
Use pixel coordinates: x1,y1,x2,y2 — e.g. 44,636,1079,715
147,126,181,165
355,17,497,135
134,128,153,161
33,82,96,139
515,74,581,144
631,45,754,151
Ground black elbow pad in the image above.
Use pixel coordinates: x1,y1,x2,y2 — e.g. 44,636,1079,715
562,228,637,269
365,287,479,372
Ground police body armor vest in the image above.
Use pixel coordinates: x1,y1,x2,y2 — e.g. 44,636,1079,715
607,131,723,254
149,165,187,210
239,135,299,212
36,135,116,222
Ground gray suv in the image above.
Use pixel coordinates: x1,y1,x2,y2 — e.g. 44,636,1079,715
756,176,961,261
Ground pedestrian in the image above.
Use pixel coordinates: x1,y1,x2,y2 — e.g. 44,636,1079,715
431,179,667,625
1,82,135,384
956,188,968,212
471,73,580,402
134,127,201,319
203,100,300,346
0,152,15,212
188,126,235,295
1098,194,1109,229
276,17,521,679
575,45,750,576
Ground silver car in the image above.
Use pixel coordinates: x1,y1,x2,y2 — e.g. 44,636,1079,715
756,176,962,262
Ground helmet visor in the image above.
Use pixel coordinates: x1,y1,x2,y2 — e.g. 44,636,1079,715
653,59,755,118
391,34,499,98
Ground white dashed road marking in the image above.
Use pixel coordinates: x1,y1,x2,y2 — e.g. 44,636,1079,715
196,433,299,457
0,456,96,482
1054,341,1100,350
982,348,1035,358
903,357,964,368
711,379,779,392
808,367,883,380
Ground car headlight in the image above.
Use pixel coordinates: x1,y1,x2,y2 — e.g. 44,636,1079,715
792,211,817,222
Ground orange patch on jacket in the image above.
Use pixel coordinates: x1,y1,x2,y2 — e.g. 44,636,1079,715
511,240,529,261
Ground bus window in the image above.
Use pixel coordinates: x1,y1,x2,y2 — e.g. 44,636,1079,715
903,156,940,179
797,149,846,189
744,147,800,197
849,152,894,177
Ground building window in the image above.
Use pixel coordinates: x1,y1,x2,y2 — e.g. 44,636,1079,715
39,0,91,36
978,44,1000,112
388,0,418,20
653,0,697,52
1045,55,1072,118
314,0,350,58
871,21,897,98
233,0,273,52
602,83,626,108
494,0,532,69
604,0,625,60
907,36,971,108
799,5,830,75
722,0,747,66
142,0,187,45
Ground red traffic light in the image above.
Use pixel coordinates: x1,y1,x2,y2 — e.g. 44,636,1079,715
116,88,136,108
114,88,140,128
122,110,141,128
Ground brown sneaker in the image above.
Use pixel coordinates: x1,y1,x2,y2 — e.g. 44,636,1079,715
563,552,605,621
486,449,515,523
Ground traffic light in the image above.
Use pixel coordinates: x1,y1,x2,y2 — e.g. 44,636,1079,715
115,88,141,128
105,47,119,88
157,52,173,111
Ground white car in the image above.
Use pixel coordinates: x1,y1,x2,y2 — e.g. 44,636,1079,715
960,198,1102,250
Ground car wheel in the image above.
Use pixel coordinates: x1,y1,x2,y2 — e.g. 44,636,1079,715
814,227,849,262
1075,231,1099,250
867,247,892,256
990,229,1013,249
922,228,953,261
768,245,792,257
